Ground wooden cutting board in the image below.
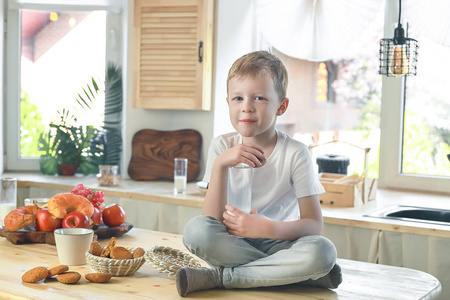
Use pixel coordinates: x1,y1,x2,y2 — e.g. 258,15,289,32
0,222,133,245
128,129,201,181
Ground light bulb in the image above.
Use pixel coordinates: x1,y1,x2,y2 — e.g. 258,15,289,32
389,46,408,77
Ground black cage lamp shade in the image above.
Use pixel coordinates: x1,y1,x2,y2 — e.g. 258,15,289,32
379,0,419,77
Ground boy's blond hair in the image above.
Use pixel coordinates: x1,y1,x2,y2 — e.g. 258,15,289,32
227,51,288,100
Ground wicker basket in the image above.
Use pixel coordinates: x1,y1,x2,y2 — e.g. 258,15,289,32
145,245,201,276
85,247,146,276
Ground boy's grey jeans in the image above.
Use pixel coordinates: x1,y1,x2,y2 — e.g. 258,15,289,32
182,215,337,289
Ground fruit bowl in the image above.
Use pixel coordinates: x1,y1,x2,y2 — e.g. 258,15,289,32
85,247,146,276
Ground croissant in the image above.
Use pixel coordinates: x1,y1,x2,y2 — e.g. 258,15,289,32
4,205,41,231
47,193,94,219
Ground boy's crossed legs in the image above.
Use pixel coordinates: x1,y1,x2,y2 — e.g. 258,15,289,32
177,215,342,296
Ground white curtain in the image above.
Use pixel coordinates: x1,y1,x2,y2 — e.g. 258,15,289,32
403,0,450,47
256,0,384,61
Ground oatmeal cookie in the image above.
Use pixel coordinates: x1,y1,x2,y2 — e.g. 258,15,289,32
90,241,103,256
56,271,81,284
110,246,132,259
100,237,116,258
22,266,49,283
47,265,69,278
132,247,145,258
85,273,112,283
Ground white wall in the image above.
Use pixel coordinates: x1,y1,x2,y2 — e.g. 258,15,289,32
0,0,4,173
123,0,257,180
213,0,257,137
123,1,216,180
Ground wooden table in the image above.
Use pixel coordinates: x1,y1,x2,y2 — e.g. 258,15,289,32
0,228,441,300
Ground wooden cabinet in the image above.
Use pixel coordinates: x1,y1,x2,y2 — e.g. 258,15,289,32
133,0,214,110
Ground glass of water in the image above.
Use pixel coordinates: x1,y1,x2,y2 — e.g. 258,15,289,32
174,158,188,194
227,163,253,216
1,178,17,228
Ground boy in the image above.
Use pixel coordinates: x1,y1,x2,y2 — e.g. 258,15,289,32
176,51,342,297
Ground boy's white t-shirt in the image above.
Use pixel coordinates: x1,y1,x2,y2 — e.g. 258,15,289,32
203,130,325,222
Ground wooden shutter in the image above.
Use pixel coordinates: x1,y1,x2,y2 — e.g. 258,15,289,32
133,0,213,110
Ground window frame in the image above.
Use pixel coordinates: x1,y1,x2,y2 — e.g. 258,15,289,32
5,0,124,171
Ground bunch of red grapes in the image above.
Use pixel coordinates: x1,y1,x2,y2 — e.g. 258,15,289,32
71,184,106,212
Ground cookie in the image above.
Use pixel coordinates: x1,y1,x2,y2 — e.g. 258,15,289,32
22,266,49,283
90,241,103,256
85,273,112,283
100,237,116,258
110,246,132,259
47,265,69,278
132,247,145,258
56,272,81,284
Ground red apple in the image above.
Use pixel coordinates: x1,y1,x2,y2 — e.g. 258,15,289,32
102,204,126,227
62,211,90,228
35,209,62,232
90,207,103,226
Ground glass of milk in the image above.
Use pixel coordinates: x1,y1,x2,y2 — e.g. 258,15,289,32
227,163,253,216
1,178,17,228
174,158,188,194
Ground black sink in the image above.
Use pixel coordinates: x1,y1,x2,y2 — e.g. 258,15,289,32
365,205,450,226
387,209,450,223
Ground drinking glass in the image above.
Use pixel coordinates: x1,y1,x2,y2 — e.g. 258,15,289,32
174,158,188,194
227,164,253,216
1,178,17,228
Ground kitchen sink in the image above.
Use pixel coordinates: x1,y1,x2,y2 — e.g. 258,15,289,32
364,205,450,226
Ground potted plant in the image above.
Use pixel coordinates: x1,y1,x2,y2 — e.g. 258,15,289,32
76,63,123,170
38,63,122,176
38,109,98,175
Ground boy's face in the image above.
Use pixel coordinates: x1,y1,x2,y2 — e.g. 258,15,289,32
227,72,288,139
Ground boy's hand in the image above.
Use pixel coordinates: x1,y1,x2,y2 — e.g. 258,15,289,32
223,205,271,238
217,143,266,168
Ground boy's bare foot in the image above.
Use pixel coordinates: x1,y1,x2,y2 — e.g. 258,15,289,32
299,263,343,289
176,266,223,297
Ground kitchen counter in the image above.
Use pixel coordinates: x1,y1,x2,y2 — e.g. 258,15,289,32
11,172,205,208
0,228,442,299
321,188,450,238
7,172,450,238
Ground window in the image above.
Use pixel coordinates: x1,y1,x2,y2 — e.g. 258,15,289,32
214,0,450,194
19,10,106,157
403,40,450,178
378,23,450,193
316,62,336,103
6,0,124,170
273,28,382,180
317,62,329,102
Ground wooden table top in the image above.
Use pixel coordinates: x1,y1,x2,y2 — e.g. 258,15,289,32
0,228,442,300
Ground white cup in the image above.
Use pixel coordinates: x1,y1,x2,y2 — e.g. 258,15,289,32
54,228,94,265
227,163,253,216
174,158,188,194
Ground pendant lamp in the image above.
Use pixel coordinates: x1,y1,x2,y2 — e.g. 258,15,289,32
379,0,419,77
